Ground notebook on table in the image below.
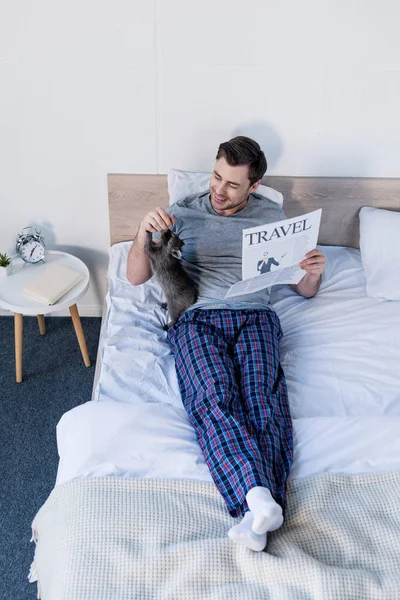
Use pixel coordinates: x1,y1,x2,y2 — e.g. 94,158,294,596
23,263,84,305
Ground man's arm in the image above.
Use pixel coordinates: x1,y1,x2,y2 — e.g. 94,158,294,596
126,207,174,286
290,273,322,298
290,249,326,298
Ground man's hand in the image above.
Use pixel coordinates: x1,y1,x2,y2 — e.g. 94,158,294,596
291,249,326,298
139,208,174,234
299,249,326,277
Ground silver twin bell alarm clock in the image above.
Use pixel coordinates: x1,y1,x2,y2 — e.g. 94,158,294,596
16,227,46,264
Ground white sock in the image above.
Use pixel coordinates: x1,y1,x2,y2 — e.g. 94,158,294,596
228,511,267,552
246,486,284,535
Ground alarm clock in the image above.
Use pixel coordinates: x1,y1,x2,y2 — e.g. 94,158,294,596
16,227,46,264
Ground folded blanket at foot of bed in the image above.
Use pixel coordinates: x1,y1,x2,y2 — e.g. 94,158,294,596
29,471,400,600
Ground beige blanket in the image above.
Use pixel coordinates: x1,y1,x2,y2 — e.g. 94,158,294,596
29,472,400,599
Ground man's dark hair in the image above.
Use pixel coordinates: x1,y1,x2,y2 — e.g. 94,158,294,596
216,136,267,185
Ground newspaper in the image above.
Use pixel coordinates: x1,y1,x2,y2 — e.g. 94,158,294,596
225,209,322,298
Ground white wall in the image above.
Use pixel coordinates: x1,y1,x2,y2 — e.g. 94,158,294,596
1,0,399,316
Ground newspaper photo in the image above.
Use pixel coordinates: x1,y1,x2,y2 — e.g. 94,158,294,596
225,209,322,298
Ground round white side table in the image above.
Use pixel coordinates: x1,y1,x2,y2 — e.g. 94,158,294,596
0,250,91,383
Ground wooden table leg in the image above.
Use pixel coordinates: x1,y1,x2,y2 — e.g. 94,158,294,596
69,303,91,367
37,314,46,335
14,313,23,383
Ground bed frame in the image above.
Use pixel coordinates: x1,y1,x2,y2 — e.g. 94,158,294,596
107,174,400,248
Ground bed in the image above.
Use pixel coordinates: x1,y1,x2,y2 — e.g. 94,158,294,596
29,173,400,599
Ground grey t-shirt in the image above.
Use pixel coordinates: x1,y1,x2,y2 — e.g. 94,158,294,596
167,191,287,311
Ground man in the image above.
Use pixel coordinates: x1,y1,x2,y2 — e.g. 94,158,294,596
257,251,281,274
127,136,325,551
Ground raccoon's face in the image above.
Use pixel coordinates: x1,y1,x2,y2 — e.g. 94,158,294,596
161,230,184,258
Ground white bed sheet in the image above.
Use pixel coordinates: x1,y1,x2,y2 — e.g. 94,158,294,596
56,243,400,487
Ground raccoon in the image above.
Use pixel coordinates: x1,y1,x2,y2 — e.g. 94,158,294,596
144,229,198,329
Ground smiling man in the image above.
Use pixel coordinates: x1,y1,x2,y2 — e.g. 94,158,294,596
210,153,259,215
127,136,326,551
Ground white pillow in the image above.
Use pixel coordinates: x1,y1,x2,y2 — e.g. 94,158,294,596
167,168,283,207
359,206,400,301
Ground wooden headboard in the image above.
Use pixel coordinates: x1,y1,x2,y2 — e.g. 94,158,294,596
108,174,400,248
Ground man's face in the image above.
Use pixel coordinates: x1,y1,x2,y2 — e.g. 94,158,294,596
209,156,260,216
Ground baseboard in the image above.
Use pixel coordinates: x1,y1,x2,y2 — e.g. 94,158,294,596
0,305,103,317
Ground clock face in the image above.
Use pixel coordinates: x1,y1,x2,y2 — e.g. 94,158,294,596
19,239,46,263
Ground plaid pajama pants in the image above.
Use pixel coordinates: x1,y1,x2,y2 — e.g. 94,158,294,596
167,308,293,518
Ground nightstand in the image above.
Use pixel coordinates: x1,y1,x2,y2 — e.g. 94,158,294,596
0,250,91,382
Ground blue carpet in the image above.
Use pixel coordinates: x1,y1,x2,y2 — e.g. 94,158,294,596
0,315,101,600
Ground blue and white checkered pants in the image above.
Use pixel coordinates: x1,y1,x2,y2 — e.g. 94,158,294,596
167,308,293,518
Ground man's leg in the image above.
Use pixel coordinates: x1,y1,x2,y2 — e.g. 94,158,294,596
233,309,293,534
167,310,272,519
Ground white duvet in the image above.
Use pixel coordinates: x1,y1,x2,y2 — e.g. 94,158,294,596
56,244,400,487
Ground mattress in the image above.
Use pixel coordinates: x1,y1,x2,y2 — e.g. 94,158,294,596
55,243,400,487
